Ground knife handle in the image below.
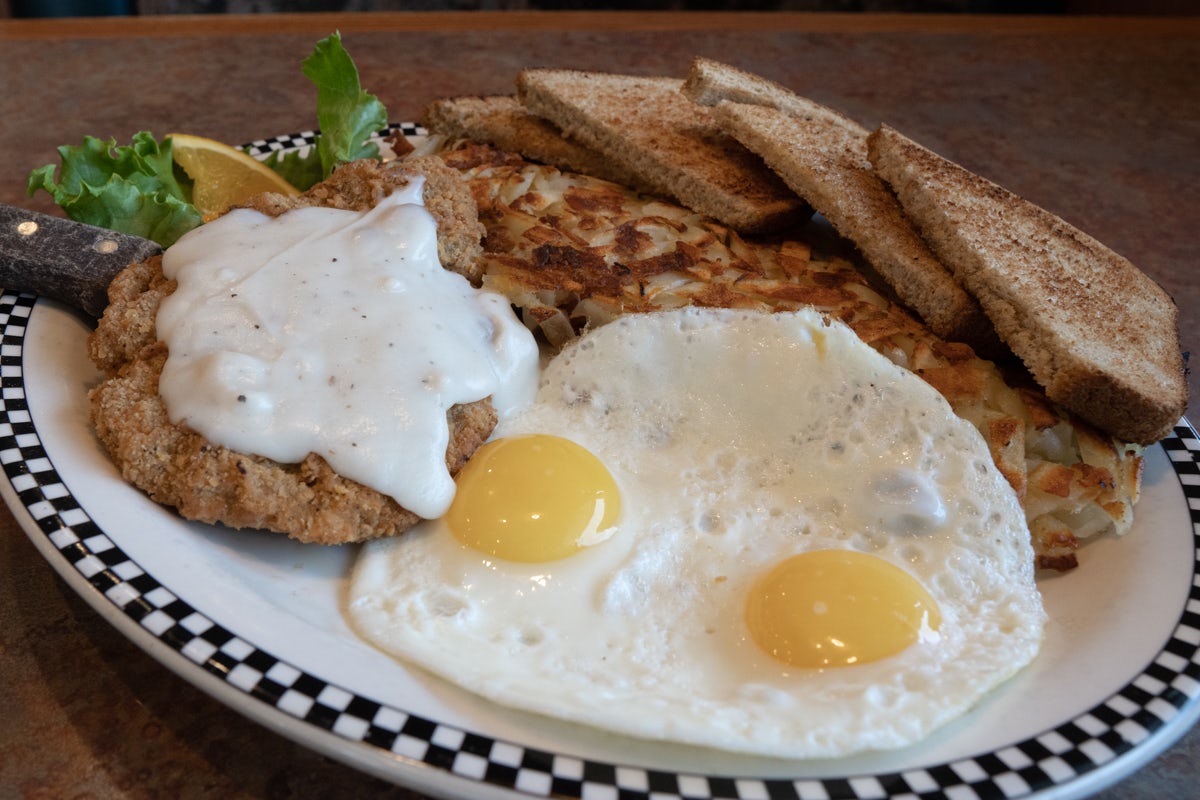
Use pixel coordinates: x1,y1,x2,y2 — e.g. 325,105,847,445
0,204,163,320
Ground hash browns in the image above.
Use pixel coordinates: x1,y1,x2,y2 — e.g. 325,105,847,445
436,141,1144,571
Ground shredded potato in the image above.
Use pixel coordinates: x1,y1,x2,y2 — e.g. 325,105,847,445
434,141,1143,571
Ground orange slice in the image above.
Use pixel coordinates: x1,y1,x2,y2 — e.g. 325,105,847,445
168,132,299,218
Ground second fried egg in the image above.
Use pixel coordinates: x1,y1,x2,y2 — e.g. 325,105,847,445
346,307,1045,758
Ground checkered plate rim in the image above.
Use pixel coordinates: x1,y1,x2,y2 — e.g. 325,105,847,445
7,128,1200,799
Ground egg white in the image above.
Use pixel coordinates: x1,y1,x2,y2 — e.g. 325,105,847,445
345,307,1046,758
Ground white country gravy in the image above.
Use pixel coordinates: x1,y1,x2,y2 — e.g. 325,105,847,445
155,180,539,520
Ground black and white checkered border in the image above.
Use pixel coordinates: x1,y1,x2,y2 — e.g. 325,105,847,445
241,124,425,159
8,286,1200,800
6,214,1200,800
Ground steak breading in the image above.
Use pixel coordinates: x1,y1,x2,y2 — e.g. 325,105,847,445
435,141,1144,571
243,156,487,282
87,158,494,545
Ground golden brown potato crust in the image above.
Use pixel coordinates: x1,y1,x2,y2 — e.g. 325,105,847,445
87,158,493,544
438,141,1145,572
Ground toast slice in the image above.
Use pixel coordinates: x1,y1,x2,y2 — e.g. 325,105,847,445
703,96,1001,355
515,69,810,234
682,56,858,133
683,58,999,354
420,95,655,194
868,123,1187,444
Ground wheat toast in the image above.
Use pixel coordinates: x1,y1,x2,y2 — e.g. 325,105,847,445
515,69,810,234
421,95,655,193
682,58,1000,354
710,99,1001,355
868,123,1187,445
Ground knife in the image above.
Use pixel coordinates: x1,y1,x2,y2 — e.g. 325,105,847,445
0,203,163,320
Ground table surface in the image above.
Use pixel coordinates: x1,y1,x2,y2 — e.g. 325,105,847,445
1,10,1198,800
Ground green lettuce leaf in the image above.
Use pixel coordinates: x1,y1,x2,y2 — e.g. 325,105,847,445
26,131,202,247
259,147,325,192
27,34,384,243
263,31,388,191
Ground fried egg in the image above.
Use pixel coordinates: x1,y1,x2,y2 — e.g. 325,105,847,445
346,307,1045,758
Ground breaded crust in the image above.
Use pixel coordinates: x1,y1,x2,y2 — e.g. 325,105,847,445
868,124,1187,445
421,95,656,195
245,156,486,283
515,69,810,235
91,337,495,544
87,158,494,544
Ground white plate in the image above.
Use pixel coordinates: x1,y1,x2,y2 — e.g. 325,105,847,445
4,128,1200,800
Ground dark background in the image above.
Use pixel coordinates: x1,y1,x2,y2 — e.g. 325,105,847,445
3,0,1197,19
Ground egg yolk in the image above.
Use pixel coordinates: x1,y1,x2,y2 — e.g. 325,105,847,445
744,549,941,668
446,434,620,563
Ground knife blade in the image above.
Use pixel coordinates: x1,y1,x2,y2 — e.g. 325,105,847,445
0,204,163,319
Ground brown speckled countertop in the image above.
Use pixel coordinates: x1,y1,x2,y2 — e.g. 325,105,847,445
1,11,1198,800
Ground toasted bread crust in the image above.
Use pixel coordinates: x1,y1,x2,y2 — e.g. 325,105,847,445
682,58,1000,356
421,95,656,194
709,100,1002,356
868,123,1187,444
682,57,859,133
515,69,810,234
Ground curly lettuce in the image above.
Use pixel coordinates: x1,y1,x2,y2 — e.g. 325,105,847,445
26,131,202,247
26,32,387,244
262,31,388,191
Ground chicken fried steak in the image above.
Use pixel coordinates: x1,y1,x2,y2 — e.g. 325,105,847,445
87,158,498,545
